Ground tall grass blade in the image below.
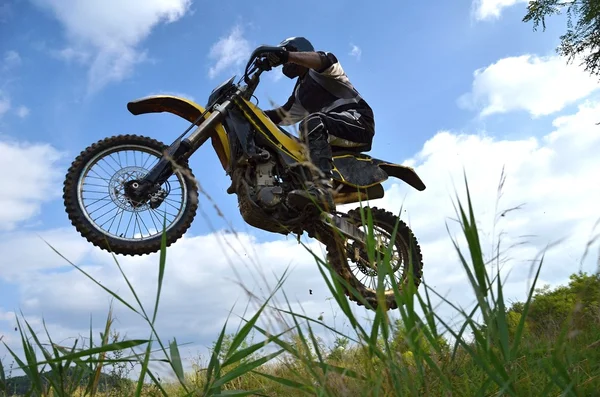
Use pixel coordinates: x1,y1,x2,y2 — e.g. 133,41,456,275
221,329,288,368
252,370,315,394
152,220,169,325
42,240,141,316
212,390,268,396
0,355,6,396
135,335,155,397
204,320,229,394
210,349,285,390
37,339,149,365
510,254,544,357
169,337,186,386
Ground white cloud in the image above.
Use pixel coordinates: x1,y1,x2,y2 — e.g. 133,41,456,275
472,0,527,20
16,106,30,118
0,95,29,120
31,0,191,92
53,47,92,64
0,92,9,117
0,225,330,367
0,52,19,118
208,25,252,79
368,99,600,311
3,50,21,70
0,2,12,23
0,228,92,282
349,44,362,60
0,139,64,230
458,54,600,117
268,67,284,83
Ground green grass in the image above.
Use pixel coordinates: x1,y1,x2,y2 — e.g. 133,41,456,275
1,174,599,396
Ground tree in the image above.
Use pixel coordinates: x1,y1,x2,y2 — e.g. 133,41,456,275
506,271,600,337
523,0,600,77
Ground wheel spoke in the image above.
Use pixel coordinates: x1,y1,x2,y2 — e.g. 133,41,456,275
124,208,135,237
93,205,119,223
87,200,114,216
134,213,142,238
106,207,124,232
147,208,160,232
74,143,190,243
141,152,153,169
101,157,120,174
83,190,109,195
84,182,108,189
138,213,152,237
346,218,409,295
151,208,178,220
115,207,126,236
89,168,111,181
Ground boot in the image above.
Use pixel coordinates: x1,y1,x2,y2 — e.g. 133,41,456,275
288,137,335,211
288,176,335,210
288,176,335,211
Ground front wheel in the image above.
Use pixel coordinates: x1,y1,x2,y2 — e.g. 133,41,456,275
319,206,424,311
63,134,199,256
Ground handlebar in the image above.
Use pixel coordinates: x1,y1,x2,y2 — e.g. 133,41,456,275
243,45,286,85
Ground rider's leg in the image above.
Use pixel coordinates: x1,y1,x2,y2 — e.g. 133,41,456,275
302,110,373,177
302,113,334,180
287,113,335,210
319,110,374,151
288,111,373,210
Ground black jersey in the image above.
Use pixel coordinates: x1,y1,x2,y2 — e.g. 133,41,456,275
265,51,374,135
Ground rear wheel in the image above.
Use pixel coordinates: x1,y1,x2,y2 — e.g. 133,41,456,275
63,134,198,256
319,206,423,310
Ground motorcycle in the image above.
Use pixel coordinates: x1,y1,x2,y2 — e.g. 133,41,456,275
62,45,427,310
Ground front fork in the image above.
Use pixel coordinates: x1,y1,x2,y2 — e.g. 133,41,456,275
128,100,232,202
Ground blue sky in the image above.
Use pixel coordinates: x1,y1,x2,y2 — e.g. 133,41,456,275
1,0,599,376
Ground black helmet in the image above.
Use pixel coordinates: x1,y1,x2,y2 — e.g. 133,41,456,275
278,37,314,52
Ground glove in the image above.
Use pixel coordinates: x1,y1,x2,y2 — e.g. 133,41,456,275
266,49,289,67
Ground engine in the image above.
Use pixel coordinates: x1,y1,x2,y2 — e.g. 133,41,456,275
254,160,283,208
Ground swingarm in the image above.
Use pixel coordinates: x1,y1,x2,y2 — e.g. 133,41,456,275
320,212,367,244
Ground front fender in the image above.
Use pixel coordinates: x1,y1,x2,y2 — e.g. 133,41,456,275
127,95,230,169
127,94,207,123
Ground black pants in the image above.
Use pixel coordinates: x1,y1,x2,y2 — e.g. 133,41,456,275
299,110,374,177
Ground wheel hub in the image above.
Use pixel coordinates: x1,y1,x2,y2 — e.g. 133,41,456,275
347,242,378,277
109,166,157,211
347,235,402,277
123,180,149,208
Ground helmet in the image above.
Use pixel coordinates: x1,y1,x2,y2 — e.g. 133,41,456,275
278,37,314,79
278,36,314,52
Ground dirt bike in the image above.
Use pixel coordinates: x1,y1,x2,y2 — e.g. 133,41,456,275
62,45,427,310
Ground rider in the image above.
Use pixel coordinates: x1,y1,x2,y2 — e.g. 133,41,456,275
263,37,375,210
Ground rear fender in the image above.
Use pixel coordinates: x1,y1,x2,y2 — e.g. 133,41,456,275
375,161,426,191
127,95,230,170
331,151,426,191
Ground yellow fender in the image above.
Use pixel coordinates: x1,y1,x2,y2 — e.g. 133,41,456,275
126,95,231,170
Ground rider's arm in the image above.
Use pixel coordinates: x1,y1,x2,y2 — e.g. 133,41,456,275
264,108,284,124
264,91,297,125
287,51,335,72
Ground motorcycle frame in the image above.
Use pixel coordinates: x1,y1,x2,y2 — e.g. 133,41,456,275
125,46,370,242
